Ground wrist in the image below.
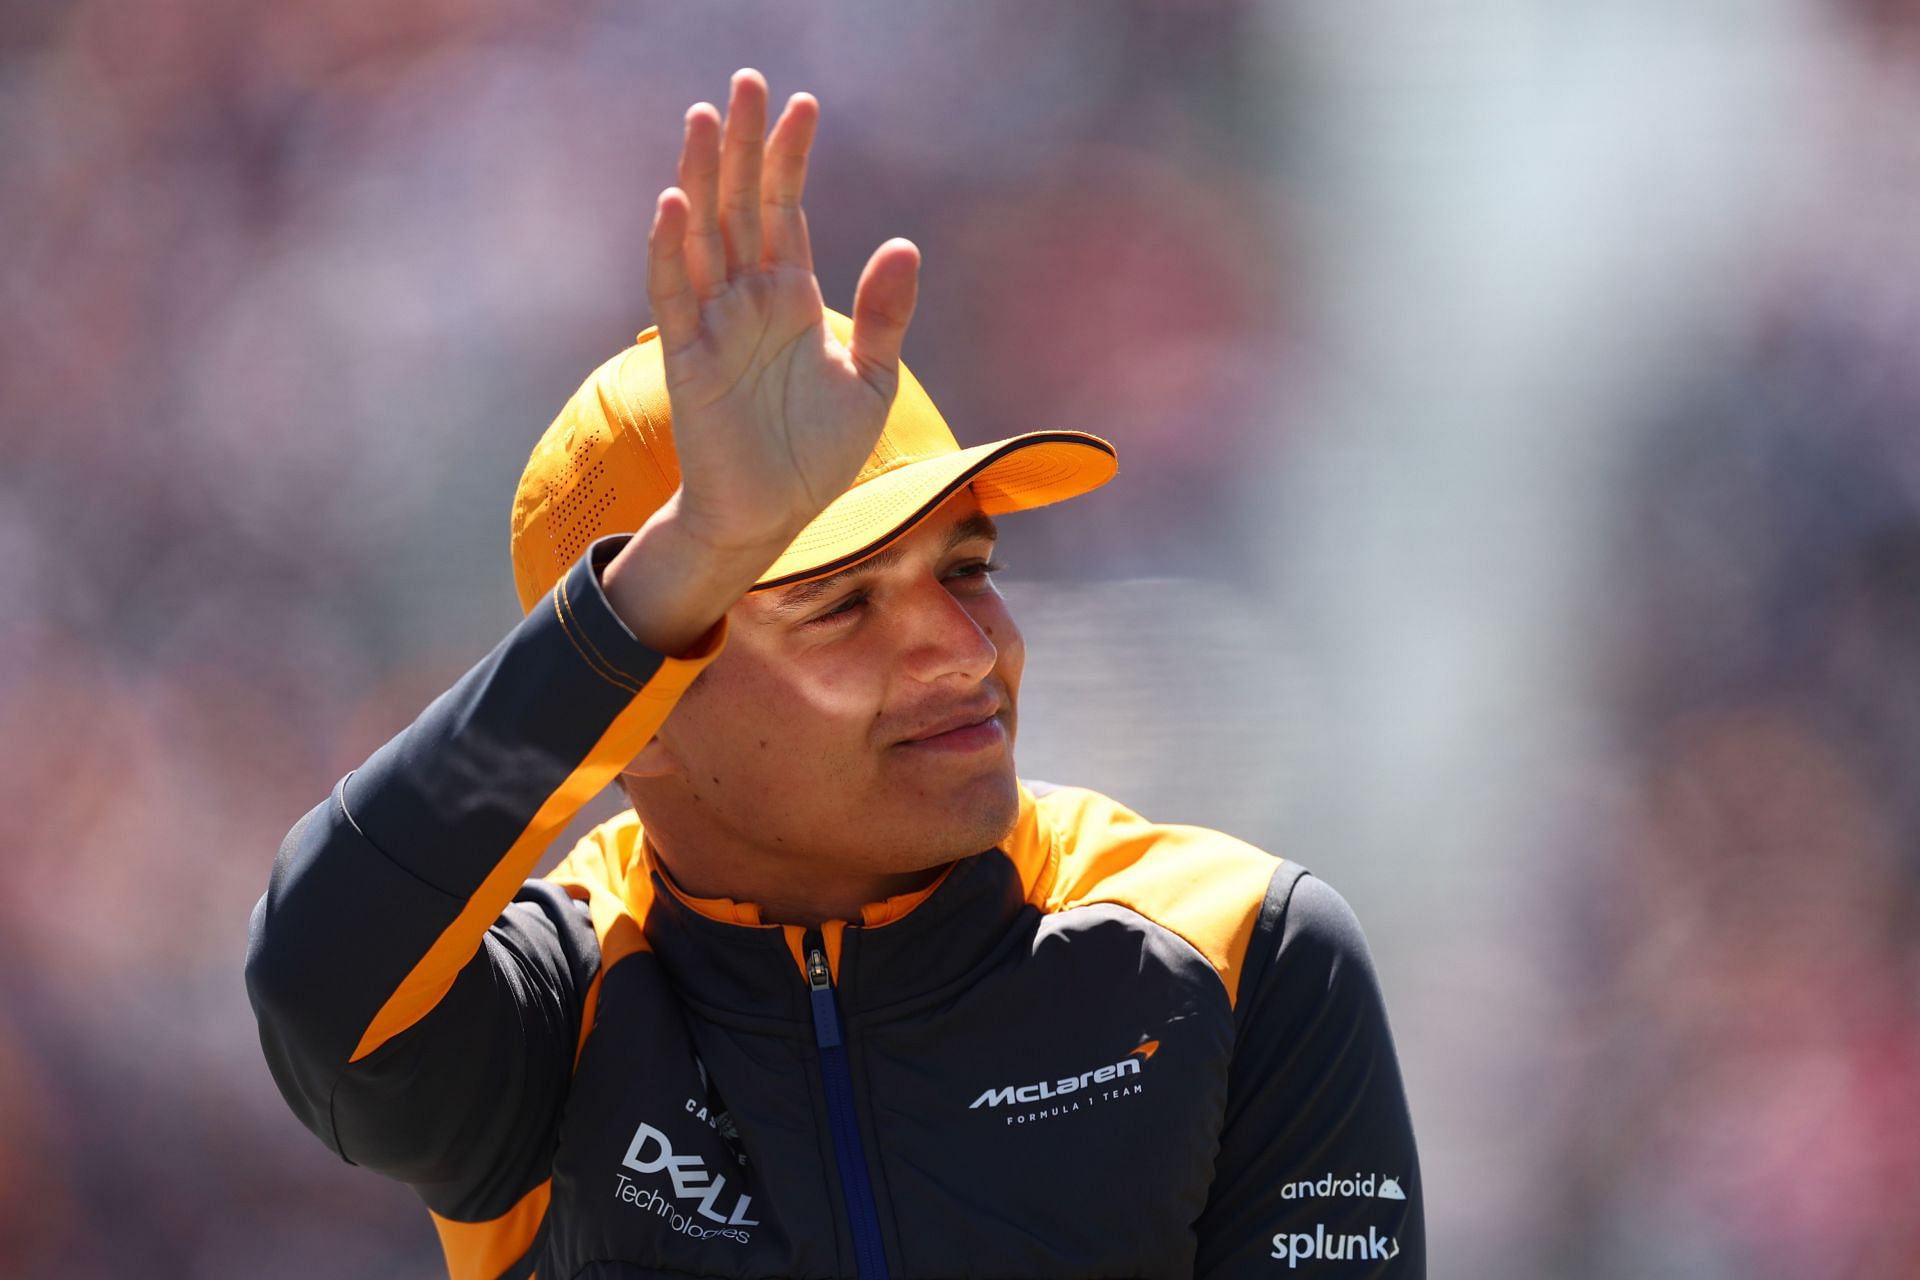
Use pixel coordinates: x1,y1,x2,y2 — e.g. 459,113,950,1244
601,495,786,655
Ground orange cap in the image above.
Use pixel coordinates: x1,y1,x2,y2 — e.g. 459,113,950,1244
509,309,1118,614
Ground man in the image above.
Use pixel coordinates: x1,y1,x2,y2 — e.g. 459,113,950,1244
246,70,1424,1278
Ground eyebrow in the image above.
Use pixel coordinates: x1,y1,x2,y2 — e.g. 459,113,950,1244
762,512,1000,620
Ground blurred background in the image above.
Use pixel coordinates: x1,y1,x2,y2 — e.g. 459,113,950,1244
5,1,1920,1275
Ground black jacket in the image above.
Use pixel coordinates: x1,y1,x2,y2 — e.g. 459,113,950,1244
246,538,1425,1278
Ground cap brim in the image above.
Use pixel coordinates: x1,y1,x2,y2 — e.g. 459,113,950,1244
751,431,1117,590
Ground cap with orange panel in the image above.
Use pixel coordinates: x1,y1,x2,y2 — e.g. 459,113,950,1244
509,309,1118,614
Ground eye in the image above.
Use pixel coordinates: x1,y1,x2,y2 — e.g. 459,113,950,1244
947,558,1006,587
807,590,868,626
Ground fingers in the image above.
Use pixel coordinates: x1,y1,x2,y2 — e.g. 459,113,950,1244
657,71,819,337
718,69,767,275
646,188,700,350
677,103,726,298
762,92,818,271
847,238,921,386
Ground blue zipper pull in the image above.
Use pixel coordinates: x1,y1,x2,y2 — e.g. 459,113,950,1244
807,946,843,1048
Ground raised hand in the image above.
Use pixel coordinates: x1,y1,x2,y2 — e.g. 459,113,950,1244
646,68,921,560
605,70,920,654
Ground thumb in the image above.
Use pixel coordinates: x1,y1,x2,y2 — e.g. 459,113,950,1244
847,237,921,388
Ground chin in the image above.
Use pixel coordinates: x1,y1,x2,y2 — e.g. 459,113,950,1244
922,770,1023,862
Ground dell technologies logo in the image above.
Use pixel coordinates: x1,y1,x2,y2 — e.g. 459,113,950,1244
616,1120,758,1244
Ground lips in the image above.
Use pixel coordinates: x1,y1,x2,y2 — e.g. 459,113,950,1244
899,703,1002,745
894,702,1013,752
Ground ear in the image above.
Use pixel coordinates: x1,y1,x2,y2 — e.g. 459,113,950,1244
622,734,684,781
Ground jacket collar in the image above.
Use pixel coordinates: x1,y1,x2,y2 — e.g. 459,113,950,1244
549,785,1056,1023
639,845,1034,1023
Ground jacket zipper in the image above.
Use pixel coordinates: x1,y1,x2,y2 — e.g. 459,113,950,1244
805,932,891,1279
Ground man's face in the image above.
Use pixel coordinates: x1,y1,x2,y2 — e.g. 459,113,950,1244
643,490,1026,880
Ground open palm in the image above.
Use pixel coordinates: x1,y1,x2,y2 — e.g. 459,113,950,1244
646,70,921,561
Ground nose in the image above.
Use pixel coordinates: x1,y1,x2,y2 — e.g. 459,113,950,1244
897,577,998,686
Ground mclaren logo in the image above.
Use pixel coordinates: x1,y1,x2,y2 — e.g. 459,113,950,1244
969,1040,1160,1110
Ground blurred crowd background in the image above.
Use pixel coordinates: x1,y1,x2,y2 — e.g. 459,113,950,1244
5,2,1920,1276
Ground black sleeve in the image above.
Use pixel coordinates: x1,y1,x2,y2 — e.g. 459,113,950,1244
244,536,704,1220
255,872,599,1212
1194,865,1426,1277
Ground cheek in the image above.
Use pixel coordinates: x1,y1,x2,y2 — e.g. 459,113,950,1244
681,646,883,772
